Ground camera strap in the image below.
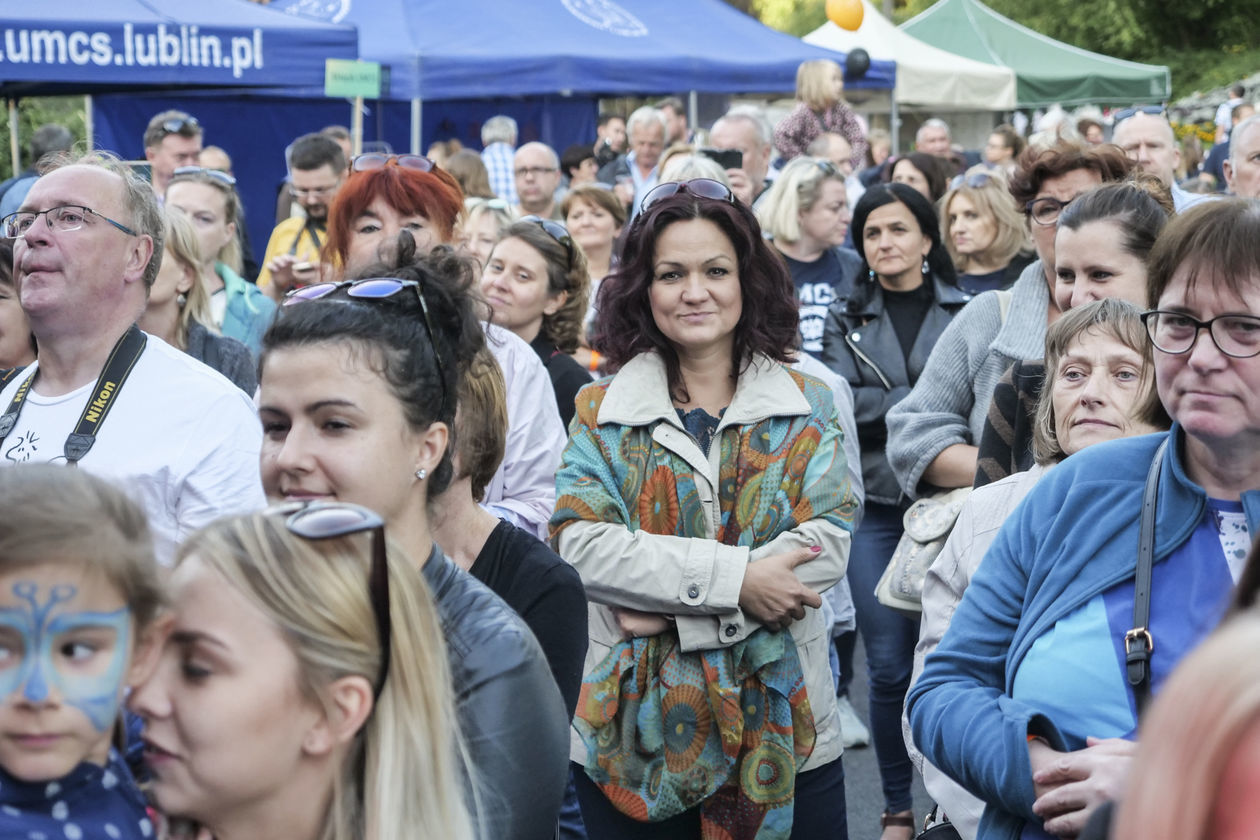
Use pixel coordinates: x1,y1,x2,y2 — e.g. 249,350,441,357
0,324,147,466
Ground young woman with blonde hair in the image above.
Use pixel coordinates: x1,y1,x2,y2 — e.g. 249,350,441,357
138,209,256,393
939,166,1033,295
132,504,477,840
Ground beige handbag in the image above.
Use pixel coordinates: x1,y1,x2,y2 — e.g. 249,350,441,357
875,487,971,618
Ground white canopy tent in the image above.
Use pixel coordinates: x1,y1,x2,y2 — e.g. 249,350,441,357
804,0,1016,150
804,0,1016,111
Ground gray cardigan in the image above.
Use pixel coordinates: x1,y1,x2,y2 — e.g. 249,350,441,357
885,260,1049,498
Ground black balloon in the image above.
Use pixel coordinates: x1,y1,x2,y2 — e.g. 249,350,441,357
845,48,870,80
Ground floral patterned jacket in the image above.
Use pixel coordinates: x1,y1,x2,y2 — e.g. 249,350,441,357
773,101,869,168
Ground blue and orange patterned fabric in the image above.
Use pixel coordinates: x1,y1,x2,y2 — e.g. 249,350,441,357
552,364,857,839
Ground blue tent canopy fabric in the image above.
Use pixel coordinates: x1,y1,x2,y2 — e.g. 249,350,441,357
272,0,895,100
0,0,357,95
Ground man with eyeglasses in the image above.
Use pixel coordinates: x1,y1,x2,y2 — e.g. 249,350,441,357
1112,108,1214,212
512,142,564,220
0,154,264,563
257,133,347,301
142,110,202,198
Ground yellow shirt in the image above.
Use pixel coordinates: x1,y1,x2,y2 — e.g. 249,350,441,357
256,216,325,290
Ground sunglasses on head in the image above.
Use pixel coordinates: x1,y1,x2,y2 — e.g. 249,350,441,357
520,215,575,269
159,116,200,136
283,278,447,411
172,165,236,187
275,501,392,702
640,178,735,212
1113,105,1166,124
352,153,437,174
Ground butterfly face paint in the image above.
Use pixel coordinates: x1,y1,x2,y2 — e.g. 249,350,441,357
0,581,131,732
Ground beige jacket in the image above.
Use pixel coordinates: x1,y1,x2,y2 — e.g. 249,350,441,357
905,464,1048,839
556,352,853,771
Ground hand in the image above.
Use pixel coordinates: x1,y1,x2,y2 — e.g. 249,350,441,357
738,545,822,631
1028,736,1136,838
612,607,671,640
726,168,754,206
265,254,319,301
613,178,635,209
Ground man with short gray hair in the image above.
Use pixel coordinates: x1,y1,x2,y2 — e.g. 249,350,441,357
1225,114,1260,199
598,106,667,213
513,141,563,219
481,115,520,205
1113,109,1213,211
0,153,264,562
709,106,775,206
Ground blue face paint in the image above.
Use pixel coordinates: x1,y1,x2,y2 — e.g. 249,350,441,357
0,581,131,732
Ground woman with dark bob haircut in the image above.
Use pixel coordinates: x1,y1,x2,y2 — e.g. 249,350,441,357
820,182,966,839
555,180,860,839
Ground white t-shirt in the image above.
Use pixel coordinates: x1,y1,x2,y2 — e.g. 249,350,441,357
0,335,266,563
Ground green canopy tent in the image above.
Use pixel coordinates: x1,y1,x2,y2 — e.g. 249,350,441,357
900,0,1170,108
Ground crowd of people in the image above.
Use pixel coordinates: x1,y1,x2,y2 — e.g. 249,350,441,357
0,64,1256,840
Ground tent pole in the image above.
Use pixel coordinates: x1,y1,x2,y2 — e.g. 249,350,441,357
84,95,94,151
411,99,421,155
688,91,698,136
889,94,900,156
352,97,364,156
8,100,19,176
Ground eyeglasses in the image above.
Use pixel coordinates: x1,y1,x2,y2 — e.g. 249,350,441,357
640,178,735,212
2,205,137,239
1025,196,1075,226
158,116,200,136
1113,105,1165,124
514,166,558,178
283,277,447,410
352,153,436,174
172,165,237,187
814,159,840,177
276,501,392,702
520,215,575,269
1141,309,1260,359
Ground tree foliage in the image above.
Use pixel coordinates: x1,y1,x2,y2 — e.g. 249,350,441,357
0,97,87,182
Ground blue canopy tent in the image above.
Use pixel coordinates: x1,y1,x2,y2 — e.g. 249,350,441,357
90,0,894,263
268,0,895,149
0,0,357,96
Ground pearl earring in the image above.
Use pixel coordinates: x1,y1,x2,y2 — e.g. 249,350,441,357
415,468,427,481
921,258,930,276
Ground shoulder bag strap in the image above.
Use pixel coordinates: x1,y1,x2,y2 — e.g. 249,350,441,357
1126,436,1169,712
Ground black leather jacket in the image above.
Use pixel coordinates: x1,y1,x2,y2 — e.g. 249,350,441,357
820,275,972,505
422,548,570,840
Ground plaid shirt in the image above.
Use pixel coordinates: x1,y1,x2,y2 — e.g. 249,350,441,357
482,141,519,205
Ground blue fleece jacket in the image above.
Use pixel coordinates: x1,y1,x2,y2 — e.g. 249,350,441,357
907,427,1260,840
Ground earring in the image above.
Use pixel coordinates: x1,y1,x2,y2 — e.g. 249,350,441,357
921,258,930,276
177,292,188,308
415,468,427,481
868,269,876,282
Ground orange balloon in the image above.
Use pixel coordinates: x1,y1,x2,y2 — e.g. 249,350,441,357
826,0,864,31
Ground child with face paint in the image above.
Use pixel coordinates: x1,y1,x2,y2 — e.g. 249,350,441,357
0,465,164,840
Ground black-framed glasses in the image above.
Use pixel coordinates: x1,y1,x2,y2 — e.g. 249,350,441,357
276,501,392,702
172,165,237,187
1113,105,1165,124
1025,196,1075,226
2,205,137,239
352,153,436,174
514,165,558,178
1141,309,1260,359
159,116,200,136
283,277,447,409
640,178,735,212
520,215,574,269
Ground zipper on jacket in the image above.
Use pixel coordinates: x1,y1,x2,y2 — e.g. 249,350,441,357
844,333,894,390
